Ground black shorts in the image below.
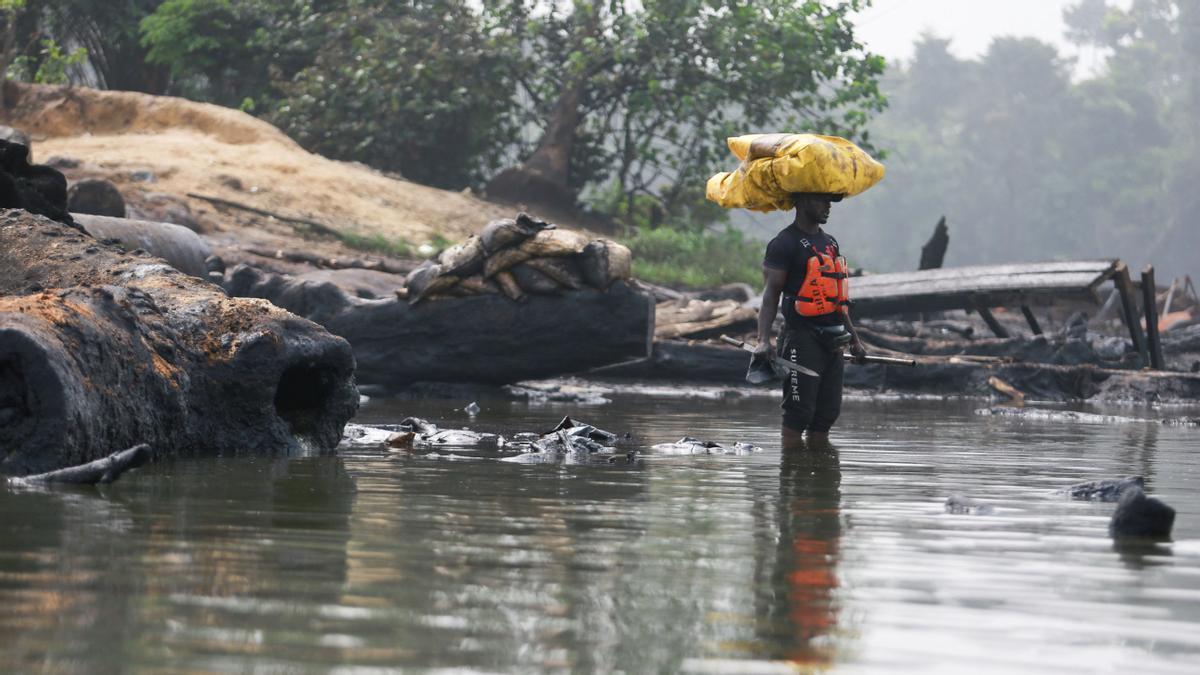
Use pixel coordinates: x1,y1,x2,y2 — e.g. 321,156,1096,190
779,327,844,433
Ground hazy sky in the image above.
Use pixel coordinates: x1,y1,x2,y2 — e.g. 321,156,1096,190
853,0,1122,76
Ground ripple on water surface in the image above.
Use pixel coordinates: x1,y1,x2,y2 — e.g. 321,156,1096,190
1,396,1198,672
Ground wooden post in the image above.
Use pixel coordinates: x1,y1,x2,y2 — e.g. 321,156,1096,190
919,216,949,270
1114,262,1148,366
1141,265,1164,370
1020,305,1043,335
973,299,1010,338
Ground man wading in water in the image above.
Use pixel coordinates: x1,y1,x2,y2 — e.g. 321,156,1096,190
754,193,866,444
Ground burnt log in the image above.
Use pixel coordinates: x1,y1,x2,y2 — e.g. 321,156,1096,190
0,210,358,477
226,263,654,384
919,216,949,270
72,213,212,277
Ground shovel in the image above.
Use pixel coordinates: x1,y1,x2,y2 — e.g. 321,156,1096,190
720,334,918,383
720,335,819,380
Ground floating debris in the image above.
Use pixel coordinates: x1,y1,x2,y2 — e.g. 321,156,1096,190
944,494,996,515
1058,476,1145,502
649,437,763,456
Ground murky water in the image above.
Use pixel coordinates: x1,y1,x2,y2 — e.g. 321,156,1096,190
3,392,1199,673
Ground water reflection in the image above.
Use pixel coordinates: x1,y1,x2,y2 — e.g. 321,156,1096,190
3,397,1200,671
341,455,651,671
0,456,357,672
754,435,843,665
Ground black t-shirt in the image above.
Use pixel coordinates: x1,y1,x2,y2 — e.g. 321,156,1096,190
763,226,843,328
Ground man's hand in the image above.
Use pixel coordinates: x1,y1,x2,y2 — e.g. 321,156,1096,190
849,338,867,364
753,338,774,359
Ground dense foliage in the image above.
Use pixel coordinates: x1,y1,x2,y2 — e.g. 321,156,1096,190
492,0,885,220
835,0,1200,279
115,0,887,200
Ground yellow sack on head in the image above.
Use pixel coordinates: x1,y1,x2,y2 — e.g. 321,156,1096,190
705,133,884,212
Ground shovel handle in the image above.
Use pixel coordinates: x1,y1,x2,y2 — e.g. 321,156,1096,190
846,353,917,367
722,334,916,367
719,334,748,350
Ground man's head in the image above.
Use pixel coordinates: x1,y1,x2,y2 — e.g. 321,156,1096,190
792,193,841,226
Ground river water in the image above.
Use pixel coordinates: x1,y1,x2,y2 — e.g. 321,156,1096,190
2,391,1199,673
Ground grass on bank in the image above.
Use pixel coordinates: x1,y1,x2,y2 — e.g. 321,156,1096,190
338,231,414,257
622,227,763,289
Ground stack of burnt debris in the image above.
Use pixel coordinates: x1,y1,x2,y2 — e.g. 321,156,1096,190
226,214,654,385
601,257,1200,403
403,213,632,303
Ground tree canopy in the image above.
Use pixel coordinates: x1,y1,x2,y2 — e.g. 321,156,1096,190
133,0,885,205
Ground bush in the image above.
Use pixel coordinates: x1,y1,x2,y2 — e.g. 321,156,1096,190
622,226,763,290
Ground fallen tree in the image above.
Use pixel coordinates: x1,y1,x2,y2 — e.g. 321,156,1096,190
1,210,359,477
226,263,654,385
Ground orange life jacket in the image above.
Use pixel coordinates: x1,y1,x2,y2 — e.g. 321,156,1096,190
794,251,849,317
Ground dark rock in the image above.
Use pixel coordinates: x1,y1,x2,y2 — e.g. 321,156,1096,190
1109,487,1175,539
0,139,75,228
67,178,126,217
1060,476,1144,501
225,263,654,384
1,211,359,477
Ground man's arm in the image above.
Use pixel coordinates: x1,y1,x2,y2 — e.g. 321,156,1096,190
755,266,787,357
840,308,867,362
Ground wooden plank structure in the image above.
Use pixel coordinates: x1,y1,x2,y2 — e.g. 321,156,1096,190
850,260,1120,317
847,259,1158,368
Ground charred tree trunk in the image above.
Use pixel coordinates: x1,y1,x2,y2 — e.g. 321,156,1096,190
919,216,949,270
0,210,359,477
486,81,585,212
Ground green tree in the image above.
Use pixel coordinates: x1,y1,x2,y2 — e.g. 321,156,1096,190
0,0,26,108
487,0,887,219
32,0,169,92
141,0,325,109
269,0,522,188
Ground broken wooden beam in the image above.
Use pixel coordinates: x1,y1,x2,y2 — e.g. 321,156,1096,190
1114,262,1149,367
973,300,1010,338
1141,265,1165,370
1020,305,1043,335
